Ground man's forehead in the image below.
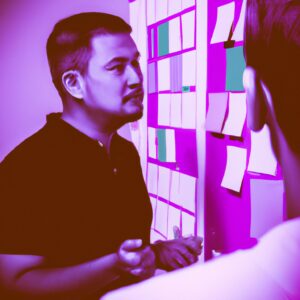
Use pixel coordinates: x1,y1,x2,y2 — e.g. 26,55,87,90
90,33,138,57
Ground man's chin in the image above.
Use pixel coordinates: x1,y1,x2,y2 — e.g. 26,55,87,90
127,110,143,123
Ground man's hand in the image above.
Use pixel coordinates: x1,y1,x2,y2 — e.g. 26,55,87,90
117,239,156,280
151,236,203,271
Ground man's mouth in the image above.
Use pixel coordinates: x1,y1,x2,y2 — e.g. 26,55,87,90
124,90,144,103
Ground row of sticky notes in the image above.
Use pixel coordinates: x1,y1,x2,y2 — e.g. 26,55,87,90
221,127,277,192
147,163,197,213
206,92,246,137
148,127,176,162
148,50,196,93
157,92,197,129
150,196,196,239
210,0,246,44
147,0,195,25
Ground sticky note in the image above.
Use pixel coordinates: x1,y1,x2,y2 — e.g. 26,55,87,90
147,163,158,195
211,2,235,44
205,92,228,133
157,129,167,162
158,166,171,200
169,17,181,53
182,10,195,49
221,146,247,192
222,92,247,137
147,0,156,24
150,196,157,228
181,0,195,10
168,0,181,15
248,125,277,176
158,93,171,126
232,0,246,42
182,212,195,236
155,200,168,236
156,0,168,21
179,172,196,213
158,22,169,56
170,170,181,206
182,51,196,87
148,127,157,159
170,93,182,128
148,62,157,94
170,55,183,92
166,129,176,162
182,92,197,129
167,206,181,239
226,46,246,91
158,58,170,91
250,179,284,239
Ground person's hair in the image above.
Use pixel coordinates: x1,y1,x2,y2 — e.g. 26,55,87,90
244,0,300,153
46,12,132,99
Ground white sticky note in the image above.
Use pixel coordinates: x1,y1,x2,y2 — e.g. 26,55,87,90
248,125,277,175
167,206,181,239
222,92,247,137
158,58,171,91
182,10,195,49
148,127,157,159
206,92,228,133
182,92,197,129
181,0,195,10
232,0,246,42
211,2,235,44
221,146,247,192
170,93,182,128
155,200,169,236
147,163,158,195
179,172,196,212
182,51,196,87
168,0,181,15
182,212,195,236
158,166,171,200
150,196,157,228
166,129,176,162
158,93,171,126
169,17,181,53
250,179,284,239
156,0,168,21
170,170,181,206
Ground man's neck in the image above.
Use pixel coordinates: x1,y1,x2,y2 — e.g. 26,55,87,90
61,110,115,151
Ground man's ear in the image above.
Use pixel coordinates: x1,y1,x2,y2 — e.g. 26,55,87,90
243,67,267,131
61,70,85,100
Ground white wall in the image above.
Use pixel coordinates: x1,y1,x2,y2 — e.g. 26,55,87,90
0,0,130,161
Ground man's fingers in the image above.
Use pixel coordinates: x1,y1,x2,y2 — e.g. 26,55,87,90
120,239,143,251
183,236,203,255
118,239,143,267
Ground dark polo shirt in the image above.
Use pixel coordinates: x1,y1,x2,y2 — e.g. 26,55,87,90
0,113,152,297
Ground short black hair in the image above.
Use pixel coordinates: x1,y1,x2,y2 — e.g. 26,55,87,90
46,12,132,98
244,0,300,153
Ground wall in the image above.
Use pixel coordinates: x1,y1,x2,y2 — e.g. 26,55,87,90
0,0,130,162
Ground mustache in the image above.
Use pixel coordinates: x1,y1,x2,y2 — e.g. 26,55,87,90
123,89,144,101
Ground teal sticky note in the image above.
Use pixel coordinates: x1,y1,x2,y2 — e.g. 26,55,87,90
158,22,169,56
226,46,246,91
157,129,167,162
182,86,190,92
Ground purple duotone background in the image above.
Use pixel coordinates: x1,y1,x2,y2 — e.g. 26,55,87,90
205,0,283,258
0,0,130,162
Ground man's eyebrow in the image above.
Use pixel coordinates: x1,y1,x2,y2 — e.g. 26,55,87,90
105,52,141,66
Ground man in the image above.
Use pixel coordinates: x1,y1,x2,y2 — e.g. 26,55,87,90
102,0,300,299
0,12,202,299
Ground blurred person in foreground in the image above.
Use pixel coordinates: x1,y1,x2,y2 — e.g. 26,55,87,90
0,12,202,300
103,1,300,299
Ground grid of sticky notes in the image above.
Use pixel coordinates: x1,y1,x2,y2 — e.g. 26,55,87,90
146,0,198,241
206,0,284,238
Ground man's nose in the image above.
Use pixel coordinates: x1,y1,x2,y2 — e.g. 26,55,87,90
127,65,143,88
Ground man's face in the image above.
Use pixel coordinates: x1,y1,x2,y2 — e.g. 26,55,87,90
82,33,144,126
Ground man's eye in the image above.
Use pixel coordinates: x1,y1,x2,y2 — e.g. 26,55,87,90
132,60,140,68
107,64,125,73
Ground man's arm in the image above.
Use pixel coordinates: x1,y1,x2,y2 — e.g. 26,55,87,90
0,239,156,300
